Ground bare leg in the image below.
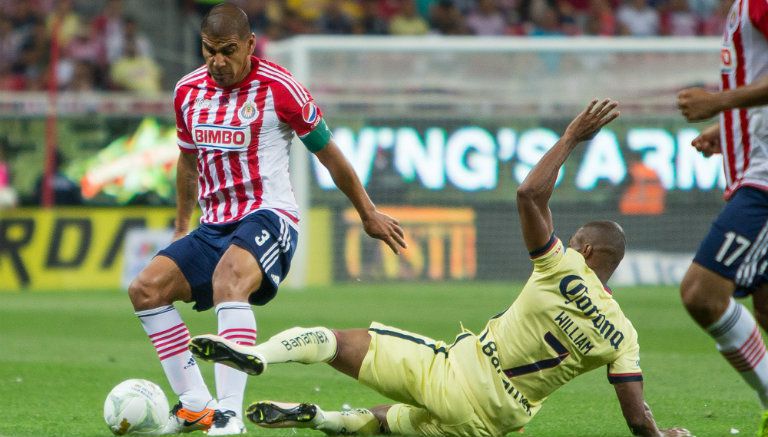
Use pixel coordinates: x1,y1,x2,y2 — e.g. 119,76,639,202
753,285,768,332
329,329,372,379
128,255,192,310
680,262,734,328
212,244,264,304
369,405,391,434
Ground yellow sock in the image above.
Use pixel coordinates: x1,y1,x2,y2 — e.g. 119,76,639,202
315,408,379,435
253,326,337,364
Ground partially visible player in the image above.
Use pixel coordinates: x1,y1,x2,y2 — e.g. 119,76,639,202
127,3,405,435
676,0,768,432
190,99,691,437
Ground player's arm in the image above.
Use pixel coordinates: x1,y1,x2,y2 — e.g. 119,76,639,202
314,140,406,254
678,74,768,121
516,99,619,252
613,381,691,437
271,72,406,254
172,85,198,241
174,152,198,240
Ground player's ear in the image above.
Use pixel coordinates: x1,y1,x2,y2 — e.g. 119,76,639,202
580,244,593,259
246,33,256,54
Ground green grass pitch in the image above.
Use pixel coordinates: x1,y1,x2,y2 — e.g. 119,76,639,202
0,283,759,436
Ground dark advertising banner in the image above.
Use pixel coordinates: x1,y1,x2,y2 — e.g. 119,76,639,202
336,206,477,282
332,202,720,283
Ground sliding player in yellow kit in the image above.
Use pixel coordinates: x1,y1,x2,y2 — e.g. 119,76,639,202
188,99,691,437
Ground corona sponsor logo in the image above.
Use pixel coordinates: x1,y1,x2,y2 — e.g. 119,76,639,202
558,275,625,350
193,124,250,151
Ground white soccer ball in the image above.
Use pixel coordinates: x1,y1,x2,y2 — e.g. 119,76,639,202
103,379,170,435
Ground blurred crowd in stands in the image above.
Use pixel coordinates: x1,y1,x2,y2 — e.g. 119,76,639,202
0,0,730,93
0,0,160,93
240,0,729,38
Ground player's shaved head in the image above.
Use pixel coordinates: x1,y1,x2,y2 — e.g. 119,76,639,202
201,3,250,40
571,220,626,273
200,3,255,87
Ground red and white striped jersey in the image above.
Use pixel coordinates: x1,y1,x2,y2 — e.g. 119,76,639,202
720,0,768,198
173,56,324,225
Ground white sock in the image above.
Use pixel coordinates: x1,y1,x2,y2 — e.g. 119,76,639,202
252,326,337,365
136,305,213,412
708,298,768,407
215,302,257,418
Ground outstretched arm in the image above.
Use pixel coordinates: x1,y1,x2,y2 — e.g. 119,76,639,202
314,140,406,254
516,99,619,252
614,382,691,437
678,74,768,121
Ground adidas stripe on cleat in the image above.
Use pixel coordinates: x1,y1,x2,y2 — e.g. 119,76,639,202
246,401,317,428
189,334,266,376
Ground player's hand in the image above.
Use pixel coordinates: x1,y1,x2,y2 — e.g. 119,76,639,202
660,427,693,437
691,123,721,157
362,210,407,255
677,87,722,121
563,98,620,143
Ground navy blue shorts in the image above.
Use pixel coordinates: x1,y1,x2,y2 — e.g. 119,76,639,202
694,187,768,297
158,210,298,311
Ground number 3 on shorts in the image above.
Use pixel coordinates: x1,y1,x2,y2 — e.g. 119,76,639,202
254,230,270,246
715,231,751,267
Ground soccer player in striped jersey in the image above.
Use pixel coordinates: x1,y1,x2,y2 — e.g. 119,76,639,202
127,3,406,435
189,100,690,437
677,0,768,433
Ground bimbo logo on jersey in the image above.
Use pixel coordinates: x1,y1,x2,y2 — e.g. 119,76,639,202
302,101,320,126
193,124,251,151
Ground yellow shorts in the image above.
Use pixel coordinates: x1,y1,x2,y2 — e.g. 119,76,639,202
358,322,531,437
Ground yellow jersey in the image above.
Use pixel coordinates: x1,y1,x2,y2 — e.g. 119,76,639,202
481,235,642,417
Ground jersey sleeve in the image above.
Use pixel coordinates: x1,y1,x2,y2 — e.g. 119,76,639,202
607,334,643,384
173,85,196,154
750,0,768,39
270,74,325,138
531,235,566,273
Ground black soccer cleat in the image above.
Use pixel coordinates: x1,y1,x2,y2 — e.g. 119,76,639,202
246,401,318,428
188,334,266,376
